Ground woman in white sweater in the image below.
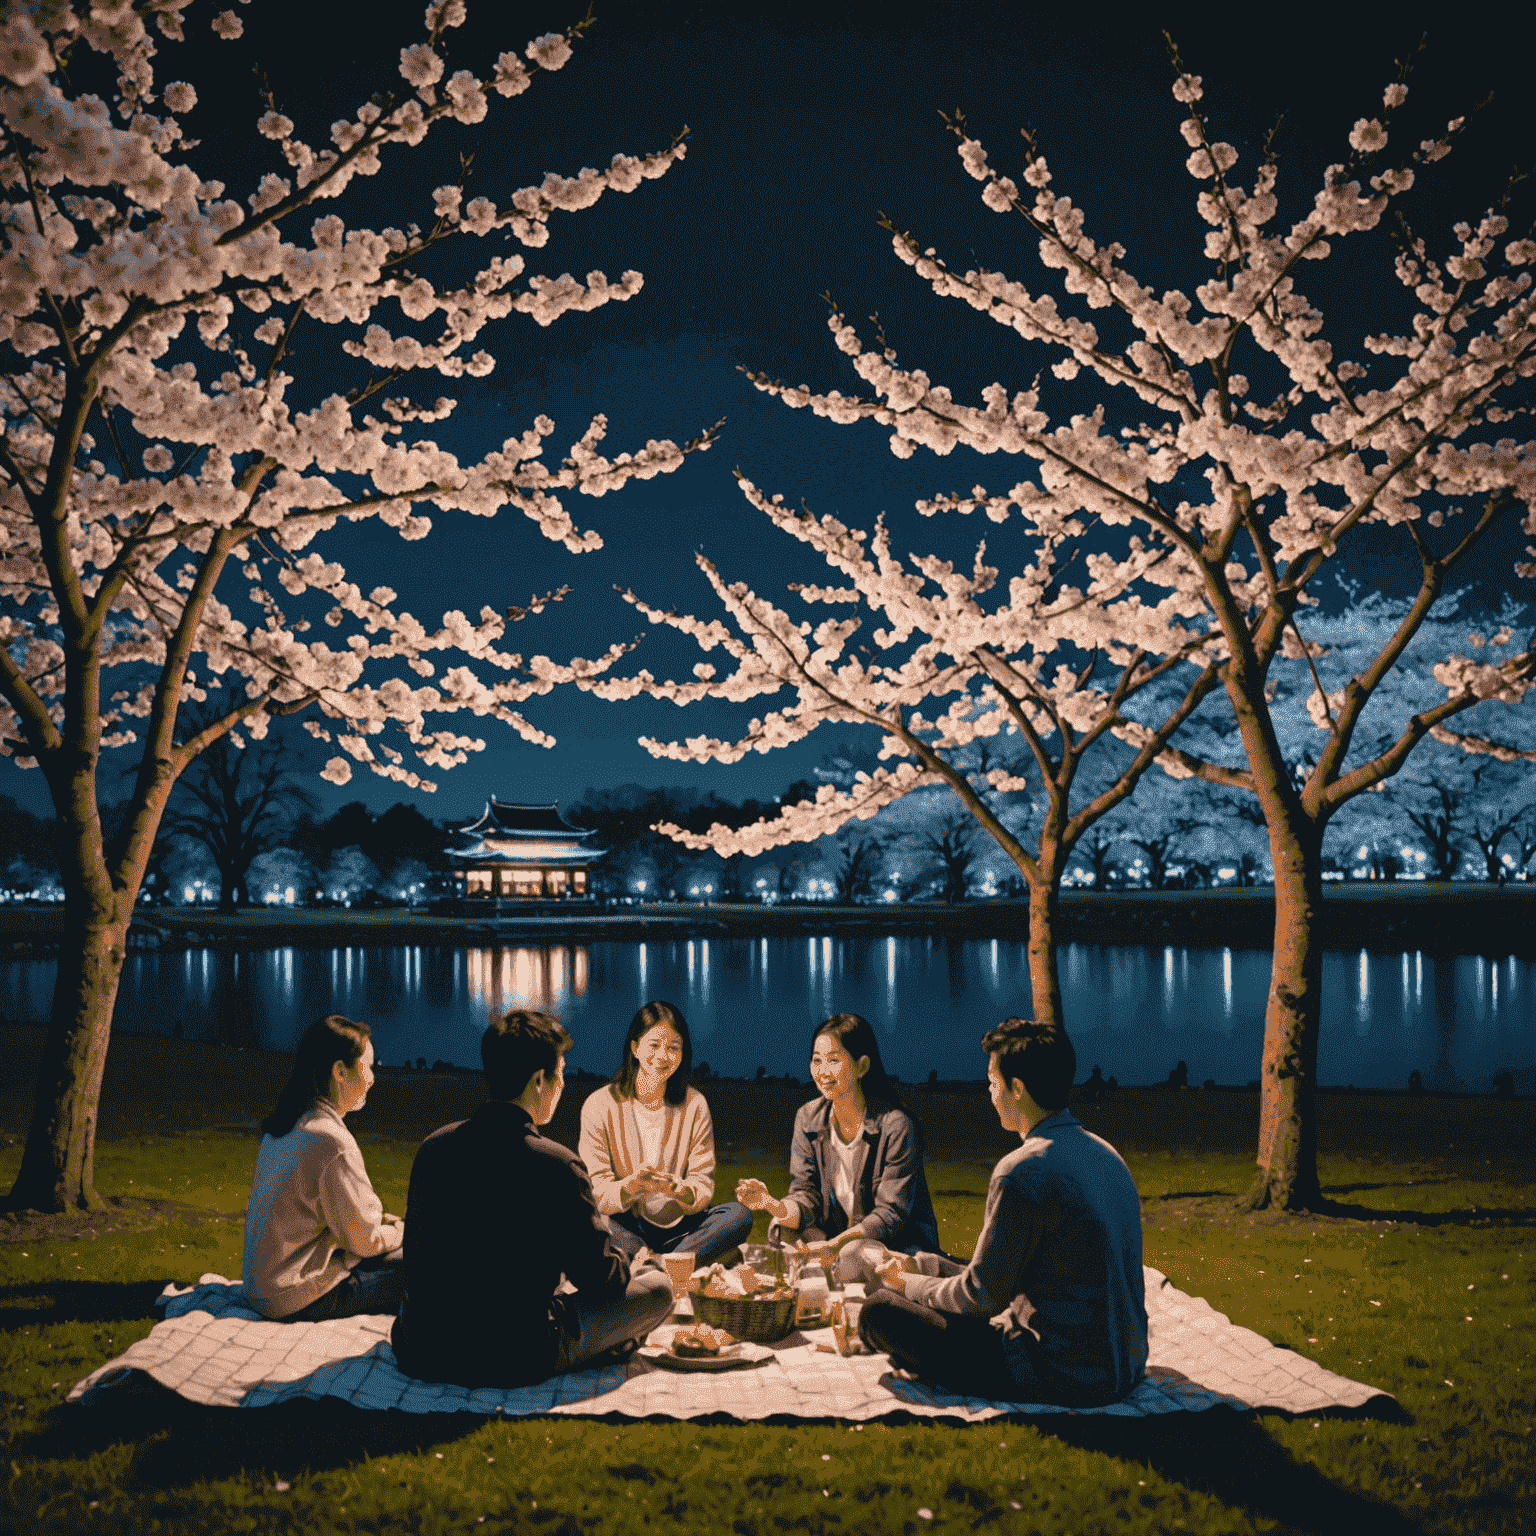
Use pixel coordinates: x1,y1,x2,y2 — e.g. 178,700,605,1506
578,1001,752,1267
243,1015,404,1321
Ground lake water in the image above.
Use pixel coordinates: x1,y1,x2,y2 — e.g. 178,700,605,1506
1,936,1532,1094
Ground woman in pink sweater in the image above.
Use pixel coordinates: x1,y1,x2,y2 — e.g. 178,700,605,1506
578,1001,752,1267
243,1015,404,1321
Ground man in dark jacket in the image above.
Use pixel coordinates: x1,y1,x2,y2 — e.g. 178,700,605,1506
391,1010,672,1386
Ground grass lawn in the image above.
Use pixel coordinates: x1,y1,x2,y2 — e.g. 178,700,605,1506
2,1024,1532,1535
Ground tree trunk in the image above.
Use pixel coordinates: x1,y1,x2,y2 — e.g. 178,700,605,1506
1025,874,1065,1031
8,900,129,1212
1244,818,1325,1211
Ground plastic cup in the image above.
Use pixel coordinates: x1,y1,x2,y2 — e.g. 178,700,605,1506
662,1251,696,1298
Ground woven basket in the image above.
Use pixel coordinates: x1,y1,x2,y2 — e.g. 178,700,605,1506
740,1244,789,1282
690,1288,798,1344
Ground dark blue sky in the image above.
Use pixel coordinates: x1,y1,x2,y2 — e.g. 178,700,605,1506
8,1,1534,825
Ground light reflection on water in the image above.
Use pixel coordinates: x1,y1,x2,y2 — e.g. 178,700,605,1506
1,937,1531,1093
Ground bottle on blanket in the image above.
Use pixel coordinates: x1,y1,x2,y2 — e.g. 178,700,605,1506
795,1261,830,1327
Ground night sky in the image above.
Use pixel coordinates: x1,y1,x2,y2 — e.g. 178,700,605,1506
7,0,1535,825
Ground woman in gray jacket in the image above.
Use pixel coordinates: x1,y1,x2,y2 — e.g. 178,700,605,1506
736,1013,940,1284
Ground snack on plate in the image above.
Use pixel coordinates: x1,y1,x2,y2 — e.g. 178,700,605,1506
671,1323,737,1358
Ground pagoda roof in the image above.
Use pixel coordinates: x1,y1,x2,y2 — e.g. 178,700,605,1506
446,846,601,868
459,800,592,839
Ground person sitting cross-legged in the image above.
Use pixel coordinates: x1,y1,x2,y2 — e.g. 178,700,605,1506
859,1017,1148,1407
390,1010,673,1387
243,1015,405,1323
735,1012,941,1288
578,1000,753,1269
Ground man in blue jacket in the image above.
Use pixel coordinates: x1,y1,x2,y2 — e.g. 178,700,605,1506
392,1010,672,1386
861,1016,1147,1406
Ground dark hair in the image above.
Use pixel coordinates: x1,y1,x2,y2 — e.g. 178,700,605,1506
609,1000,692,1107
982,1017,1076,1113
261,1015,371,1139
483,1009,572,1102
809,1013,922,1147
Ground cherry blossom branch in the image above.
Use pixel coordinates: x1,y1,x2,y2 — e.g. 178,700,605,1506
1326,649,1536,806
1425,722,1536,764
0,631,62,759
1312,489,1515,791
1067,659,1225,842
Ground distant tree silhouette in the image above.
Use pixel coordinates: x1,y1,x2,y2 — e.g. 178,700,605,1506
1077,827,1120,889
923,813,982,904
833,834,887,903
1465,765,1535,883
162,729,316,912
1405,782,1467,882
1512,819,1536,881
1125,817,1204,890
0,795,59,886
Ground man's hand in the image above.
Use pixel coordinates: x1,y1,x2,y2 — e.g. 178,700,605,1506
874,1251,910,1294
799,1231,854,1266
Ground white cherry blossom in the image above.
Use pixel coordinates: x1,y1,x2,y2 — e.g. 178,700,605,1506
671,54,1532,1214
0,0,715,1214
583,469,1225,1032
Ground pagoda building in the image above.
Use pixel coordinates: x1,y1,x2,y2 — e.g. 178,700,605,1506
448,800,602,901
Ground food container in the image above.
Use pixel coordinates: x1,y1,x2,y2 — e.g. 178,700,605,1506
691,1288,799,1344
795,1262,830,1326
830,1294,867,1354
741,1243,789,1281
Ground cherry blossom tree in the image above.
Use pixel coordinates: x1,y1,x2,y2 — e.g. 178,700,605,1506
0,0,715,1212
716,51,1536,1208
578,466,1223,1030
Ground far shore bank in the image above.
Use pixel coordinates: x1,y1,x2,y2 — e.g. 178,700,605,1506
2,1025,1532,1148
3,883,1535,954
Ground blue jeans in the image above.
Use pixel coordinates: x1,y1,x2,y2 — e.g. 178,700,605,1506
553,1269,674,1372
285,1246,407,1323
606,1202,754,1266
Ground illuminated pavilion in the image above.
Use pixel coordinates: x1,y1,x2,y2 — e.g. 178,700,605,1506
447,800,602,901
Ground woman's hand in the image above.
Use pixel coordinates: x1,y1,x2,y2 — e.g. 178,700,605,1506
623,1169,672,1202
734,1177,771,1211
874,1251,909,1294
735,1177,789,1221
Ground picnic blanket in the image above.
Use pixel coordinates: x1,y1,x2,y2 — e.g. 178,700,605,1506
68,1267,1391,1422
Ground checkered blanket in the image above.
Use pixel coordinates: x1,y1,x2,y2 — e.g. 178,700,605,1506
67,1267,1391,1421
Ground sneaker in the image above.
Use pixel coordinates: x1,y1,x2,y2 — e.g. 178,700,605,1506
586,1337,640,1371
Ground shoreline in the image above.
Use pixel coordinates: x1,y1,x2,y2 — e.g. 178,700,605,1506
0,1020,1527,1100
2,884,1534,955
